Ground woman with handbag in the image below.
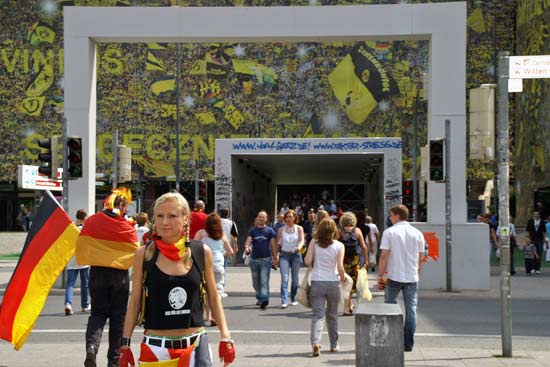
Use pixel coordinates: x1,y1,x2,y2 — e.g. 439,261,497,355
304,218,346,357
118,192,235,367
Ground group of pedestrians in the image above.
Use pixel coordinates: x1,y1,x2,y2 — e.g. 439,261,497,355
64,188,427,365
242,204,423,356
482,208,550,276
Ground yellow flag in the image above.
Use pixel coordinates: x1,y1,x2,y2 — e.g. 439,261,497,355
194,111,216,125
19,96,46,116
467,8,486,33
199,80,221,99
133,157,175,178
242,80,253,95
146,52,167,71
224,103,245,130
150,77,175,96
26,67,54,97
232,59,256,76
189,60,206,75
328,54,377,124
147,42,167,50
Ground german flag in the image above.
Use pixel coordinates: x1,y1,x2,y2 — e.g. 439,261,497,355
75,212,138,270
0,191,79,350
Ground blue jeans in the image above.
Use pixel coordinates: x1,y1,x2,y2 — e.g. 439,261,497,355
279,252,301,305
250,257,271,304
384,279,418,350
64,267,90,308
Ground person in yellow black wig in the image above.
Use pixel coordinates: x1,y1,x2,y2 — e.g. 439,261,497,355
76,187,139,367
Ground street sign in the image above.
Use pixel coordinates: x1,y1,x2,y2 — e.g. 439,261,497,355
17,165,63,191
509,55,550,79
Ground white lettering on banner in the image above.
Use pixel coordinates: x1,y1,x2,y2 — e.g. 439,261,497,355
509,55,550,79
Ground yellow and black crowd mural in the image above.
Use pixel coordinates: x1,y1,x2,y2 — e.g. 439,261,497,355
0,0,541,197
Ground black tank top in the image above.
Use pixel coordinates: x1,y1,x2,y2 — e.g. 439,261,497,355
144,262,205,330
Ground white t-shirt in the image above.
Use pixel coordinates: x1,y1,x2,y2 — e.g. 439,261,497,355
367,223,380,247
136,226,150,244
311,240,344,282
379,221,425,283
221,218,237,245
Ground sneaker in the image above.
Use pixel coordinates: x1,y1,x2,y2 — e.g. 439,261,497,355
527,273,531,276
329,346,339,352
280,303,288,309
64,304,73,316
290,301,298,306
404,346,413,352
221,292,228,298
82,305,91,313
260,301,268,310
312,344,320,357
536,270,541,274
531,269,536,274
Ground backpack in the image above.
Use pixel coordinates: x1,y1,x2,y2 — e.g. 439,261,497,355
136,239,206,327
340,227,359,258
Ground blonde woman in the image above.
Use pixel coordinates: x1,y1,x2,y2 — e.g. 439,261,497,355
119,192,235,367
304,218,346,356
311,209,330,240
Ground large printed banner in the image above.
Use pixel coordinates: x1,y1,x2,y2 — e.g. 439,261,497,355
0,0,518,182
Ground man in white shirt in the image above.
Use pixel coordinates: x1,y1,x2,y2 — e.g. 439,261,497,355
377,205,425,352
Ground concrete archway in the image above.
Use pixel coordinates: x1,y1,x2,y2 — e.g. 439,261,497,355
63,3,489,290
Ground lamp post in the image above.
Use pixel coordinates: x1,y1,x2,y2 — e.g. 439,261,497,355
175,42,181,192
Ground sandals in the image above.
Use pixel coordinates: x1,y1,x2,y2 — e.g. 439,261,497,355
312,344,321,357
343,304,355,316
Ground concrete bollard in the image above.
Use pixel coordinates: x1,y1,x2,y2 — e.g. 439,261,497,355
355,302,404,367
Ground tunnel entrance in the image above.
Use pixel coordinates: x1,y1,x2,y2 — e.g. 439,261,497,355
215,138,402,251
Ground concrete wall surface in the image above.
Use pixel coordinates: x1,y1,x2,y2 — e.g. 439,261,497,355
413,222,490,290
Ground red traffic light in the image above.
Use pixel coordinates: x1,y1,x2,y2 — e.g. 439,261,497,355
67,138,81,149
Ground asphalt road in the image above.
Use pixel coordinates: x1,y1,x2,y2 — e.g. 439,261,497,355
4,292,549,351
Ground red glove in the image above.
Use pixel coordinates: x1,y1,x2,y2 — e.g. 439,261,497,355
219,339,235,364
119,347,135,367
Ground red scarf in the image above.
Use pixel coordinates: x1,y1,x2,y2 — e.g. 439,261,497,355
155,237,188,262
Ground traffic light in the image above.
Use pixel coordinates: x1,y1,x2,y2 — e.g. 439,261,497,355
403,179,413,206
67,137,83,179
118,145,132,182
429,139,445,182
198,179,207,202
37,136,59,179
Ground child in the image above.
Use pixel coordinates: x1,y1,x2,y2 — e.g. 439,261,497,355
522,233,539,275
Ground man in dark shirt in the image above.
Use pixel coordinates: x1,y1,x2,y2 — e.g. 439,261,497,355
526,210,546,274
244,210,277,309
302,209,315,245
